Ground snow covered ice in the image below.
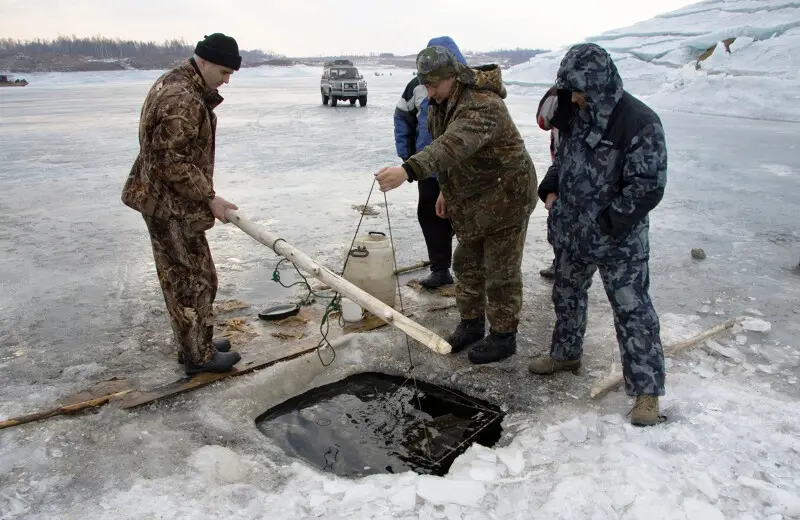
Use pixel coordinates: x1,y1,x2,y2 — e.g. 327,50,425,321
1,0,800,518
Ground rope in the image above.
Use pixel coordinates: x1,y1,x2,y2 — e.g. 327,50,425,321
269,255,341,365
265,176,435,458
340,177,377,276
381,190,433,458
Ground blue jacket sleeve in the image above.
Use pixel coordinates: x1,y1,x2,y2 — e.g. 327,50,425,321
393,79,419,160
394,109,416,160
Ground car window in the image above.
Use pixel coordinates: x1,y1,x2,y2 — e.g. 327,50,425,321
331,68,358,79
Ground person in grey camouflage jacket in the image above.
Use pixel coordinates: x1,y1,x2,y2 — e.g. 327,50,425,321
529,43,668,427
376,46,537,365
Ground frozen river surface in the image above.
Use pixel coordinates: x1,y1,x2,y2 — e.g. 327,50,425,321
0,66,799,519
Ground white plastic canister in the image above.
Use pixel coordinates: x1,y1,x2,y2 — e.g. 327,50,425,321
341,231,397,308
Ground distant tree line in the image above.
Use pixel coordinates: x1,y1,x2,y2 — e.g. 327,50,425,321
0,36,278,63
466,47,549,66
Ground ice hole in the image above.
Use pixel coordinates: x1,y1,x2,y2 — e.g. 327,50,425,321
255,372,505,477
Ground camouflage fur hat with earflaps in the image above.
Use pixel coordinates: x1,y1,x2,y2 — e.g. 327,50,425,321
416,46,462,85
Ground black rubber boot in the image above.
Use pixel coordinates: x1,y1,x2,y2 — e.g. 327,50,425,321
447,317,485,353
468,331,517,364
184,351,242,376
178,338,231,364
539,259,556,279
419,269,454,289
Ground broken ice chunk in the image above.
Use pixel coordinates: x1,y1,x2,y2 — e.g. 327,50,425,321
705,340,743,361
684,497,724,520
416,476,485,507
558,418,588,443
741,318,771,333
495,446,525,476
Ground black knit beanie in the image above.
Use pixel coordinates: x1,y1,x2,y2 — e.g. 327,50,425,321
195,33,242,70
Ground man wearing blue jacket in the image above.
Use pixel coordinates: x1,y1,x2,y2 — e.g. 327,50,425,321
393,36,467,288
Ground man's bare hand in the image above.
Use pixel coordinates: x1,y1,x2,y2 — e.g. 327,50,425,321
375,166,408,192
209,196,239,223
435,193,448,218
545,193,558,211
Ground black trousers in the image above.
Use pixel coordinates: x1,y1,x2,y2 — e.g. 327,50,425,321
417,177,454,272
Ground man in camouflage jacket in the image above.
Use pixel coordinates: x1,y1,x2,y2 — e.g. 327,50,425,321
529,43,668,426
376,46,537,365
122,33,242,375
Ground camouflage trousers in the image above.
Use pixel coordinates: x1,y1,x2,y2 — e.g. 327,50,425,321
144,216,217,364
453,218,529,333
550,250,665,396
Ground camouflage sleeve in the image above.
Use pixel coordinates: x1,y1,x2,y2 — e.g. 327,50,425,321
151,96,215,202
404,99,499,180
605,123,667,231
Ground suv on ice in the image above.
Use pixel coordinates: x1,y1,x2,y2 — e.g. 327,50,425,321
321,59,368,107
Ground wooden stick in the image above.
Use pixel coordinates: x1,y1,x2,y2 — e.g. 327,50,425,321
0,390,131,430
226,210,452,354
589,316,745,399
394,260,431,275
0,299,448,430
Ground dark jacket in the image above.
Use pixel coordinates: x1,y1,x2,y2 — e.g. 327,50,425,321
539,43,667,262
393,36,467,179
405,64,537,239
122,59,221,232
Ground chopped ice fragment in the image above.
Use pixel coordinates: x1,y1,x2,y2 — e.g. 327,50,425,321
469,460,498,481
706,340,743,361
742,318,771,333
495,446,525,475
558,418,588,443
684,498,724,520
689,473,719,502
737,477,800,516
416,476,485,507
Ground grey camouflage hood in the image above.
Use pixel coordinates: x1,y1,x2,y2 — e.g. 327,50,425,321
555,43,623,148
458,64,507,99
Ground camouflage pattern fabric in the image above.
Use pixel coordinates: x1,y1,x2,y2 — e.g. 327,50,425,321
144,215,217,364
545,43,667,262
550,249,665,396
124,59,225,363
416,46,460,85
404,61,536,333
544,43,667,396
405,64,537,241
454,219,529,333
122,59,221,233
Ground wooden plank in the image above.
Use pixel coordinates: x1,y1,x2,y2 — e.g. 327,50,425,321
0,301,458,429
57,377,137,406
119,337,345,409
119,302,455,410
0,391,132,431
589,316,745,399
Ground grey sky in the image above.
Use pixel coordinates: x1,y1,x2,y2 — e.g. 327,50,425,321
1,0,698,56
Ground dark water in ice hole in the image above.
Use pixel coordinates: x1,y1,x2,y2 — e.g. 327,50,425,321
255,372,505,477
